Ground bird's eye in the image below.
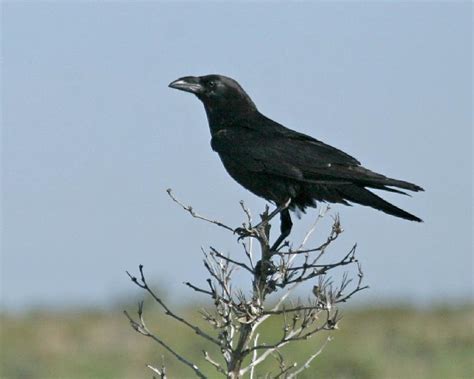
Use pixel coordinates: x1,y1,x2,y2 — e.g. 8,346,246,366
208,81,216,88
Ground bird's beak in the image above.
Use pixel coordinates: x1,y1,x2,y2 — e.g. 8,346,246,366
168,76,204,94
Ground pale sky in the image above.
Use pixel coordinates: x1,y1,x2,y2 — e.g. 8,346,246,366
2,2,472,310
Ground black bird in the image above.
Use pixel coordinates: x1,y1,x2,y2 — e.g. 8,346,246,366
169,74,423,247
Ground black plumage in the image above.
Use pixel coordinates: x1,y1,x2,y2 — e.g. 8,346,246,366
169,74,423,245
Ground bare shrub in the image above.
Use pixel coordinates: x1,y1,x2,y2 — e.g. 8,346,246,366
125,189,367,378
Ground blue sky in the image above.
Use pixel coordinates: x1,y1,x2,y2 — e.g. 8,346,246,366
2,2,472,310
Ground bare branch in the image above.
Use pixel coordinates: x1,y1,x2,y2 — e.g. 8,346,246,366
287,336,332,378
203,350,226,376
263,303,322,315
167,188,234,232
239,200,253,225
184,281,214,297
280,213,342,256
272,361,297,379
127,197,366,378
249,333,259,379
297,205,331,250
247,322,327,354
124,305,206,379
147,362,167,379
242,240,255,269
127,265,221,347
209,246,253,274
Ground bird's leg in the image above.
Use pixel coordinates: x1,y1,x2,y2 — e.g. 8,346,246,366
263,199,292,224
270,208,293,251
234,199,292,240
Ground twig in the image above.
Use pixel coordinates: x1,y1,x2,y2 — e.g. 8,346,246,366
127,265,221,347
298,205,331,250
203,350,226,376
147,363,166,379
335,262,369,303
124,304,206,379
247,322,327,354
249,333,259,379
209,246,253,274
239,200,253,225
167,188,234,232
272,362,297,378
263,304,322,315
242,240,255,269
287,336,332,378
184,281,214,296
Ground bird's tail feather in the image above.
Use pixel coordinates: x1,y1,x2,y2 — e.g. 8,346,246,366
377,177,424,192
339,185,423,222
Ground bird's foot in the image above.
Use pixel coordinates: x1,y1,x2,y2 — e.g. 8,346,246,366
234,225,259,241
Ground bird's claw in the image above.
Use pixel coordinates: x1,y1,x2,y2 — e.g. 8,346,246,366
234,226,256,241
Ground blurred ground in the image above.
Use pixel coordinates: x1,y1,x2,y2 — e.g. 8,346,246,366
1,303,473,379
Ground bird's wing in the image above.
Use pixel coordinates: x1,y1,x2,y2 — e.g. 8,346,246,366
211,127,305,180
275,127,361,166
211,119,362,175
211,123,422,192
274,130,422,192
211,126,361,183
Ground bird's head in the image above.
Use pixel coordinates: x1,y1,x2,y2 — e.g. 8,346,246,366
169,74,257,116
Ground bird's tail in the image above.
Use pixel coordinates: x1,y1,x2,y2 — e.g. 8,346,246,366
339,185,423,222
371,177,424,193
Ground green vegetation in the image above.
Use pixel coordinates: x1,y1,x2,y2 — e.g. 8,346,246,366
1,304,473,379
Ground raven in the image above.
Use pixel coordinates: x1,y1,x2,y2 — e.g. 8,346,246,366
169,75,423,247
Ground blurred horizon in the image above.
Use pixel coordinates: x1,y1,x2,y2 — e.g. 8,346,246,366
2,2,473,312
1,304,471,378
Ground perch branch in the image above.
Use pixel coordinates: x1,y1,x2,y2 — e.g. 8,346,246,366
167,188,234,232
